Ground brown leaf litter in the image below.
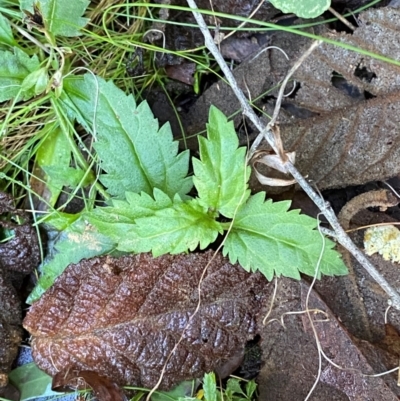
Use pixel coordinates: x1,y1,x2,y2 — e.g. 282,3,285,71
23,251,268,391
0,192,40,397
172,5,400,192
254,6,400,191
257,278,400,401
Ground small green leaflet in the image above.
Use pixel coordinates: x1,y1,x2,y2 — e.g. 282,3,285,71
0,12,15,46
225,377,257,400
88,189,175,242
193,106,250,218
35,123,72,207
43,165,94,189
269,0,331,18
21,67,48,96
245,380,257,399
226,378,245,397
27,214,116,303
119,197,223,256
203,372,217,401
41,210,80,231
223,192,347,281
19,0,89,37
0,47,39,101
61,74,192,199
9,363,65,400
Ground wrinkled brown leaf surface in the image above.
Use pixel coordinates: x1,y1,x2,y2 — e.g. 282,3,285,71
0,192,40,387
300,283,400,401
24,251,268,389
257,278,400,401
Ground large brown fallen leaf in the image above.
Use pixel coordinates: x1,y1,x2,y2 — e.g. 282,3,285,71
23,251,268,390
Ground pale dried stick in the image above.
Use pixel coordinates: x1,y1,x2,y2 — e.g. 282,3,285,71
329,6,356,31
185,0,400,310
251,40,322,160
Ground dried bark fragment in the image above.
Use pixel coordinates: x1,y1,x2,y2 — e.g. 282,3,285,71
24,251,268,390
0,192,40,387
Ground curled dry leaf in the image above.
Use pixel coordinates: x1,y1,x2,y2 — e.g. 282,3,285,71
251,150,296,187
24,251,268,390
0,192,40,387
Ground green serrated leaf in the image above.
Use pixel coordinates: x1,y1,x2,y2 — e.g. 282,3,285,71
27,214,116,303
60,74,192,200
269,0,331,18
9,363,65,400
41,211,80,231
226,378,245,397
193,106,250,218
203,372,217,401
0,12,15,46
245,380,257,399
0,47,39,101
119,197,223,256
87,189,174,242
20,0,89,37
223,192,347,281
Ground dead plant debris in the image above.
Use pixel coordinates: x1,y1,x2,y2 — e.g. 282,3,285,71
23,251,268,390
0,192,40,390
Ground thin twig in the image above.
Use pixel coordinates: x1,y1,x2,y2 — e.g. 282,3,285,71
329,6,356,31
186,0,400,310
251,40,322,161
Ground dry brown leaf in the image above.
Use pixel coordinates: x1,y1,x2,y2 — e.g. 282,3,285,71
257,278,349,401
246,7,400,191
272,8,400,189
263,90,400,190
377,324,400,358
0,192,40,387
292,7,400,111
257,278,400,400
24,251,268,390
165,63,196,86
300,282,400,401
